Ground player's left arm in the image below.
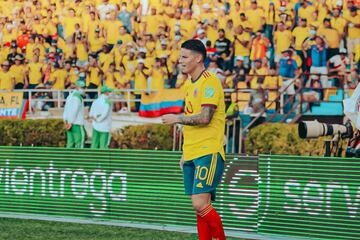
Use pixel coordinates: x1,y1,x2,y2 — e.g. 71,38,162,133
162,77,220,126
161,106,215,126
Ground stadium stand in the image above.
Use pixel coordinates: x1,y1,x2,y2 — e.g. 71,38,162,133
0,0,358,126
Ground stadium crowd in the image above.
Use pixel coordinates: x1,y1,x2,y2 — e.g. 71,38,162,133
0,0,359,112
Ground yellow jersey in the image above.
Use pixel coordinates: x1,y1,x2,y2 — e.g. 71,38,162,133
9,65,25,84
0,70,14,90
27,62,43,85
183,70,225,161
52,69,67,90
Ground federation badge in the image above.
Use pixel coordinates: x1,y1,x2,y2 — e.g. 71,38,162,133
204,87,215,98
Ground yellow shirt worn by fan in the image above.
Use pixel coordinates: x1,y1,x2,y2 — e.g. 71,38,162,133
182,71,225,161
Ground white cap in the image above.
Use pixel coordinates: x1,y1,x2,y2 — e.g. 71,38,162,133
139,48,147,53
336,0,343,6
137,58,145,64
339,48,347,54
197,29,205,35
236,56,244,61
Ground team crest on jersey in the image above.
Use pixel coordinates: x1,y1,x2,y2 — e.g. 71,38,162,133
193,88,198,98
204,87,215,98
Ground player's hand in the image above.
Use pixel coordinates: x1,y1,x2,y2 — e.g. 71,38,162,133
64,122,72,130
161,114,180,125
179,155,184,171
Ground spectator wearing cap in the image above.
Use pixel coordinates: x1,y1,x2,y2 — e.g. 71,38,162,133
156,40,171,59
292,18,310,71
274,21,292,63
89,28,105,55
249,31,270,64
246,0,265,32
89,85,113,149
303,36,329,88
7,41,19,65
63,79,86,149
26,55,43,89
0,61,15,91
318,18,341,60
214,28,233,71
327,48,350,86
132,58,150,111
346,7,360,64
9,54,27,89
233,25,251,68
232,56,249,88
195,28,208,46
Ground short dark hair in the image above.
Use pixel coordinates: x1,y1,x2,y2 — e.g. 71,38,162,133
181,39,206,62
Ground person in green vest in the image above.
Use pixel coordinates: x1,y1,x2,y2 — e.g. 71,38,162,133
89,85,113,149
63,80,86,148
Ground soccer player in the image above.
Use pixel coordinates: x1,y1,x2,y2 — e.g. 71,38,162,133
162,39,226,240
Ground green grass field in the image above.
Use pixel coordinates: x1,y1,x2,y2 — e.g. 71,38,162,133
0,218,242,240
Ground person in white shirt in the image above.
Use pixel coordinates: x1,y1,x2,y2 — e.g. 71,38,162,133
89,85,113,149
97,0,116,20
63,80,86,148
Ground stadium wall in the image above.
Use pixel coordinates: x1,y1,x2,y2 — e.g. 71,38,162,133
0,147,358,240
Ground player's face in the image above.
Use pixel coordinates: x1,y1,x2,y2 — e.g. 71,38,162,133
179,48,202,74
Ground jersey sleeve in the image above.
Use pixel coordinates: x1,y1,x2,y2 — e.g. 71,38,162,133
200,76,221,108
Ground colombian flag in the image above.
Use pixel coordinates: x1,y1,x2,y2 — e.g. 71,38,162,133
139,89,184,117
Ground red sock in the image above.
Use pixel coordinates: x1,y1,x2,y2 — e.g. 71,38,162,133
197,214,212,240
198,205,226,240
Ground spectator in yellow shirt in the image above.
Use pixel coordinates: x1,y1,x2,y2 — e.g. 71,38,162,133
246,0,265,32
274,21,292,63
0,61,15,91
346,7,360,62
317,18,341,60
9,54,27,89
26,55,44,89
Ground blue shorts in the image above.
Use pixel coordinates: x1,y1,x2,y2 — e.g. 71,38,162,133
183,153,224,201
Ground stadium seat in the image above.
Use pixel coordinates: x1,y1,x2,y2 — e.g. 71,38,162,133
237,81,247,89
324,88,337,101
266,91,278,110
310,102,343,115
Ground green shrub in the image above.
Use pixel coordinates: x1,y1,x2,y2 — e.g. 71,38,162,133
111,124,173,150
245,123,348,156
0,119,66,147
